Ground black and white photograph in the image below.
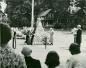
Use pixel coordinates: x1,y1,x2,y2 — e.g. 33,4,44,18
0,0,86,68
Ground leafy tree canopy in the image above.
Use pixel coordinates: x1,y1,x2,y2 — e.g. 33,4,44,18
5,0,86,29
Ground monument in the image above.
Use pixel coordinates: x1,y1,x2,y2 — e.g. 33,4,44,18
33,17,48,45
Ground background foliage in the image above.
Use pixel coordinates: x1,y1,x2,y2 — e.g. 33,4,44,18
5,0,86,29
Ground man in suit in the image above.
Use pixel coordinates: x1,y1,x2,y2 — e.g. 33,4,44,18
76,25,82,47
22,47,41,68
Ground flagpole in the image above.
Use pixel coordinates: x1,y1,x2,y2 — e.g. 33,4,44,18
31,0,34,28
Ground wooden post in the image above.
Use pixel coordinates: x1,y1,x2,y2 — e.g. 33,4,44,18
44,37,47,49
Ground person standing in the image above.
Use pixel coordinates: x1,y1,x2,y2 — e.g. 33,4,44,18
26,30,31,45
49,28,54,45
30,27,34,45
76,25,82,46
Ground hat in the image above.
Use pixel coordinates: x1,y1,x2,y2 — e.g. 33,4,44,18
77,25,81,28
21,47,32,56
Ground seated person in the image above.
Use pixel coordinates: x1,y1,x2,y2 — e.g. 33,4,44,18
21,47,41,68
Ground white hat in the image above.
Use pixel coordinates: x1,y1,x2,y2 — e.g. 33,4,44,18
77,25,81,28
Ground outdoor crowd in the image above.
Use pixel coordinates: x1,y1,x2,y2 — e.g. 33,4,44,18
1,23,86,68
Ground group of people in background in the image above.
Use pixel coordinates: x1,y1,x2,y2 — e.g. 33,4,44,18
0,23,85,68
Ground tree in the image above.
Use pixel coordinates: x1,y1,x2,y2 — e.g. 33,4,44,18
6,0,86,29
6,0,70,27
6,0,47,27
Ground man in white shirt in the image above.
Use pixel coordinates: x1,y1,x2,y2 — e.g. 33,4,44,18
66,43,86,68
72,27,77,43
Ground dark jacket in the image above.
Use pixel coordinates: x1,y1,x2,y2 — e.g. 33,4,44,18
25,56,41,68
76,29,82,45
